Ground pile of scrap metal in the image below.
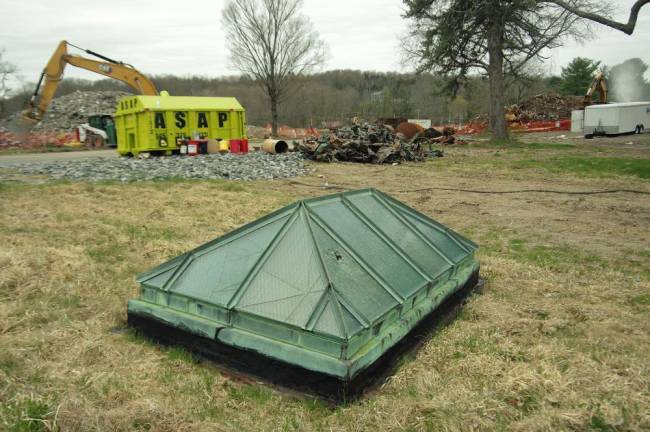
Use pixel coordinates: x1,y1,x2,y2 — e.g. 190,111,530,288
393,122,459,144
296,122,445,164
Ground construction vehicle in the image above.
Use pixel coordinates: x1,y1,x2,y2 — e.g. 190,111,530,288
77,122,109,148
21,41,248,156
583,70,607,108
77,115,117,147
22,40,158,123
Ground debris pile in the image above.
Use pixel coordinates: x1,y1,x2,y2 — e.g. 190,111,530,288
0,126,77,149
431,126,457,144
457,119,488,135
0,127,18,147
0,90,129,150
395,121,425,139
506,92,583,122
296,122,445,164
30,90,131,132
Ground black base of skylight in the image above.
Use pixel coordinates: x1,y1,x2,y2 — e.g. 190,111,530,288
127,271,482,403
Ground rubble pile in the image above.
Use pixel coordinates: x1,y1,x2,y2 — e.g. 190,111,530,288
507,92,583,122
296,122,444,164
0,90,129,149
0,127,17,147
0,126,77,149
1,152,308,182
30,90,131,131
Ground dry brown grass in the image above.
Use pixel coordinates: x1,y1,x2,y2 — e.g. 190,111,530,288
1,141,649,431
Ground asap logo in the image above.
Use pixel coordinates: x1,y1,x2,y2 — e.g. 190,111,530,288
154,112,228,129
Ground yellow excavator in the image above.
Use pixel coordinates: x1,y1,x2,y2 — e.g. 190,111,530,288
22,40,158,123
583,70,607,108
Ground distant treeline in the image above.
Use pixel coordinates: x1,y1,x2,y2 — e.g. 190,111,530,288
0,70,565,127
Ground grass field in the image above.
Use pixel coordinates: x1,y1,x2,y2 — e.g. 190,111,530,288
1,137,649,431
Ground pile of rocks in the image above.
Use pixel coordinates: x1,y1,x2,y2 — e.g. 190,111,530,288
1,152,308,182
0,90,130,149
31,90,131,131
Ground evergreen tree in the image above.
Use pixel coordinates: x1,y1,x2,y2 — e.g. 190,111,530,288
559,57,600,96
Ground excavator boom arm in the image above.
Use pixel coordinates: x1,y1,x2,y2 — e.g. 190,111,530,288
65,55,158,95
24,41,158,122
583,71,608,107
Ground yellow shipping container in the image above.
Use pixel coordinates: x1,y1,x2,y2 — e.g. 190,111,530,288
114,91,246,156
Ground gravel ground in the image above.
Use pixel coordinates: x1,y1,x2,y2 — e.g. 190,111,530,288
0,152,308,182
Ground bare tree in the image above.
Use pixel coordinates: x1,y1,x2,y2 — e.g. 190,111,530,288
0,49,19,117
221,0,326,136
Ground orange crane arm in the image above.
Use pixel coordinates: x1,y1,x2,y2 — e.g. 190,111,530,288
23,41,158,122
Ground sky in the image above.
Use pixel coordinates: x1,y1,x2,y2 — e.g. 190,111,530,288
1,0,649,87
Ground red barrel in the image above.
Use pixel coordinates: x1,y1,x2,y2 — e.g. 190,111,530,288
230,139,242,153
187,140,200,156
240,139,249,153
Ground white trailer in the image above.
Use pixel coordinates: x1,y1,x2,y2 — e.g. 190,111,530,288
583,102,650,137
571,110,584,133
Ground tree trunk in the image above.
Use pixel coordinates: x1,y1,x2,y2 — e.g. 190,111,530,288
487,23,508,140
270,95,279,137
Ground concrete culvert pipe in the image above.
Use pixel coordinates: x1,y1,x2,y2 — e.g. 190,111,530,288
262,139,288,154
